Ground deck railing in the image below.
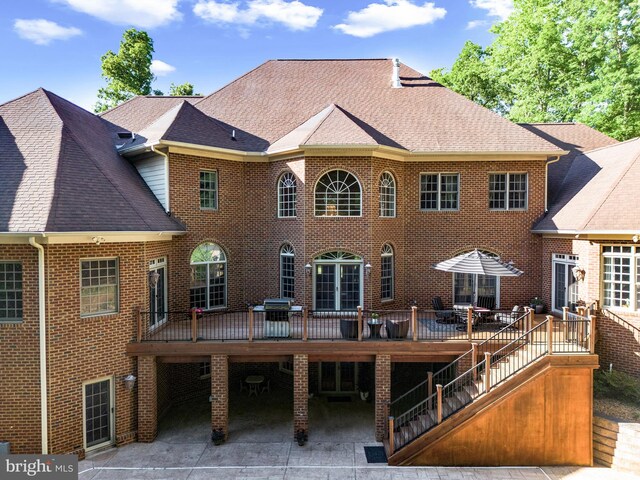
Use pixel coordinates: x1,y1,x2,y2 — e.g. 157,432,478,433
388,311,594,454
135,305,530,343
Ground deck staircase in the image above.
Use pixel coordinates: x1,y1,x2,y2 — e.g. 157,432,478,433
384,309,595,464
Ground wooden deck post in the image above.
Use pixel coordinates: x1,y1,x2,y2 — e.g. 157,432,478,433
248,306,254,342
467,306,473,341
427,371,433,409
388,416,395,455
547,315,554,354
357,306,363,341
484,352,491,393
136,306,142,342
303,307,308,342
526,307,533,344
562,306,569,340
589,311,596,354
191,308,198,343
472,343,478,380
436,384,443,423
577,306,586,344
411,306,418,341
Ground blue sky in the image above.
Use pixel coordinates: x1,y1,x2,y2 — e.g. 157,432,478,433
0,1,512,111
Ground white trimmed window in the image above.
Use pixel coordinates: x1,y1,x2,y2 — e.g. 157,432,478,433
381,244,394,301
379,172,396,217
489,173,528,210
315,170,362,217
200,170,218,210
80,259,118,317
0,262,23,322
420,173,459,211
280,244,295,299
602,246,640,310
190,243,227,310
278,172,297,218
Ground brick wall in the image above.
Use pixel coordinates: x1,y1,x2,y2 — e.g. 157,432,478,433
375,354,391,441
596,313,640,377
293,354,308,437
0,245,41,453
138,355,157,443
210,354,228,438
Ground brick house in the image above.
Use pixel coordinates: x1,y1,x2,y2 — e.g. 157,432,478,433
0,59,628,464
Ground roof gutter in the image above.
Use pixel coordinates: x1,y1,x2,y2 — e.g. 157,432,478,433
545,155,561,212
29,236,48,454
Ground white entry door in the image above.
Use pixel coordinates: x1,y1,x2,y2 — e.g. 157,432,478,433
552,254,579,312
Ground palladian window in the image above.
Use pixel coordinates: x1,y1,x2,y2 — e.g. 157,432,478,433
190,243,227,309
314,170,362,217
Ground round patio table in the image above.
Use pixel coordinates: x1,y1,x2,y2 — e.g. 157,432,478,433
245,375,264,397
368,319,384,338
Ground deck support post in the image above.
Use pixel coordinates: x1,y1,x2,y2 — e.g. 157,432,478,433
248,307,254,342
427,371,433,409
210,354,229,440
589,311,596,354
138,355,157,442
293,354,308,440
191,309,198,343
547,315,554,354
484,352,491,393
357,306,363,341
388,416,395,455
411,306,418,341
375,354,391,441
136,306,142,342
303,308,308,341
471,343,478,381
467,307,473,341
436,384,443,424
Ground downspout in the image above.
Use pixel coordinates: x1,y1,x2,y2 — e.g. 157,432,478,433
545,155,561,212
29,237,47,454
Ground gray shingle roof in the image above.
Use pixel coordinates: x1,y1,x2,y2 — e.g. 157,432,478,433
0,89,185,233
533,138,640,233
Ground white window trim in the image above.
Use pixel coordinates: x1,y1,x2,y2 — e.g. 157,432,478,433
0,260,23,323
314,169,363,218
419,172,460,211
381,244,394,301
489,172,528,211
149,257,168,331
190,244,228,311
82,375,115,453
379,171,397,218
280,244,295,299
277,172,297,218
312,253,364,311
551,253,579,314
601,245,639,311
80,258,119,318
199,169,219,211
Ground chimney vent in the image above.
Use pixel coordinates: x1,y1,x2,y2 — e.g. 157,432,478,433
391,58,401,88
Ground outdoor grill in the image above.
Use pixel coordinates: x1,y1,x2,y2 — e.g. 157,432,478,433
263,298,292,322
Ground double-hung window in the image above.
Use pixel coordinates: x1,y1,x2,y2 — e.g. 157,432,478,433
80,259,118,317
420,173,459,211
200,170,218,210
381,244,394,301
0,262,22,323
602,246,640,309
489,173,527,210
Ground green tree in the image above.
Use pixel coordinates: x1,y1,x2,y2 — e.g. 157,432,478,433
169,82,200,96
95,29,156,112
432,0,640,140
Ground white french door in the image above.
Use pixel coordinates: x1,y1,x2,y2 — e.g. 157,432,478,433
552,254,579,312
313,262,363,311
453,273,499,307
149,257,167,328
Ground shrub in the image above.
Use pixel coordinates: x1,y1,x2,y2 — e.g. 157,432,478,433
594,369,640,404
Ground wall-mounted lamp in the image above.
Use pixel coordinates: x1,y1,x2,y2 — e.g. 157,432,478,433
148,270,160,289
304,263,312,275
92,236,106,245
122,374,137,391
364,263,372,275
633,235,639,243
572,266,586,282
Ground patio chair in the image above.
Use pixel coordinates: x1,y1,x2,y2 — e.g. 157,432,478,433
476,296,496,310
495,305,522,327
261,379,271,394
432,296,456,324
240,380,248,393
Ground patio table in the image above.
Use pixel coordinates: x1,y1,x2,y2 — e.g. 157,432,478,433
245,375,265,397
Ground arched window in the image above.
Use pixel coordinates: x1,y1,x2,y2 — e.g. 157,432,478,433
190,243,227,309
379,172,396,217
314,170,361,217
278,172,297,217
280,244,295,299
381,244,394,301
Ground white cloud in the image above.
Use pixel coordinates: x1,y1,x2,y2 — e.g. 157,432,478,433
14,18,82,45
466,19,489,29
151,60,176,76
193,0,323,31
54,0,182,28
470,0,513,21
333,1,446,38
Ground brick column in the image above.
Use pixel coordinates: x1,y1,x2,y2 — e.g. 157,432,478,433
375,354,391,441
210,354,229,439
137,355,157,442
293,354,309,438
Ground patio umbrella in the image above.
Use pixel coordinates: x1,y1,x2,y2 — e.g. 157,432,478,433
432,249,524,277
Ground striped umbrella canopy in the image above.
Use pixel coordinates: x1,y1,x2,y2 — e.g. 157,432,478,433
432,249,524,277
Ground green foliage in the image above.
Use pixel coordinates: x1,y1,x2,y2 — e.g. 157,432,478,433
431,0,640,140
169,82,200,96
594,369,640,404
95,29,155,112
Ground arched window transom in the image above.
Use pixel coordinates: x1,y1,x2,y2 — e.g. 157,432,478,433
316,251,361,261
379,172,396,217
381,244,394,301
278,172,297,218
314,170,361,217
190,243,227,309
280,244,295,299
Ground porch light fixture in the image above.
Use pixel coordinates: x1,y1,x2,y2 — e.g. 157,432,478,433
633,235,639,243
305,263,312,275
572,266,586,282
364,263,372,275
122,374,137,391
148,270,160,289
